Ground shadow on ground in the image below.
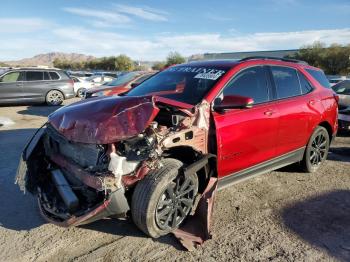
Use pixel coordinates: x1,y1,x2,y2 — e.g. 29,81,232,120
82,218,184,250
17,104,62,117
282,190,350,262
0,128,45,231
328,147,350,163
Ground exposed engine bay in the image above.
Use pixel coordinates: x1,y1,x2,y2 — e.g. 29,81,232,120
16,96,213,229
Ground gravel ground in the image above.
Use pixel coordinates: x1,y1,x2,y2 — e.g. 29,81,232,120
0,99,350,262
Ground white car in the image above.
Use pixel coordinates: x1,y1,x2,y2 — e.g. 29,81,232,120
71,76,94,98
85,75,115,86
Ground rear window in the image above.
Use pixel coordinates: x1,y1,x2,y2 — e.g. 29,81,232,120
44,72,50,80
305,69,330,89
26,71,43,81
297,71,313,94
49,72,60,80
271,66,301,99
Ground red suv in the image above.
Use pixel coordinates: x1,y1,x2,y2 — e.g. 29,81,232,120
16,57,338,238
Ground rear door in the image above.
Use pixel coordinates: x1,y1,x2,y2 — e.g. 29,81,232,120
0,71,24,102
213,66,279,177
268,66,322,155
22,71,46,101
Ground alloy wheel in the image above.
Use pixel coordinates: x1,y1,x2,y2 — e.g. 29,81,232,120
309,132,327,166
47,90,64,105
155,175,196,230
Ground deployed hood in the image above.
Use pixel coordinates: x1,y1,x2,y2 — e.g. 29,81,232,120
48,95,193,144
48,96,160,144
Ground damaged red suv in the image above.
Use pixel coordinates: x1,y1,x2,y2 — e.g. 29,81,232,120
16,57,338,239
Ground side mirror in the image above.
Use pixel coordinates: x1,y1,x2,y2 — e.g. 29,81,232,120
213,95,254,111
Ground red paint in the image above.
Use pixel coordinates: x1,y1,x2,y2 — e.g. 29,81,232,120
206,59,338,178
48,96,160,144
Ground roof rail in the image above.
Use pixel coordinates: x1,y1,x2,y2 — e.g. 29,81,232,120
239,56,308,65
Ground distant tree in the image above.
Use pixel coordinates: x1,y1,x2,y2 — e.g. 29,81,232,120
166,52,186,66
288,42,350,75
321,44,350,75
152,61,166,70
115,54,134,71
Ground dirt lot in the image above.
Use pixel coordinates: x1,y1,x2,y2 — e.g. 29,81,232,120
1,98,350,262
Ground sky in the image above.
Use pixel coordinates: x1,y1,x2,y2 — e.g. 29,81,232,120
0,0,349,61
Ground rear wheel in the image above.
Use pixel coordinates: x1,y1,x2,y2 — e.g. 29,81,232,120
131,158,198,238
46,90,64,106
301,126,330,172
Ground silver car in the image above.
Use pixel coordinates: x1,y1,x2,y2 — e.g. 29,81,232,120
332,80,350,131
0,68,75,106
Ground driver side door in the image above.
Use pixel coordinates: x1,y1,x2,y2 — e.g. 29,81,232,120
212,66,279,186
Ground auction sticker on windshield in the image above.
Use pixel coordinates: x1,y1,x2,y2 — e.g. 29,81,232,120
167,66,226,80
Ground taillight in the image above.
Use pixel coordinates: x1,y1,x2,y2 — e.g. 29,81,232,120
69,79,74,87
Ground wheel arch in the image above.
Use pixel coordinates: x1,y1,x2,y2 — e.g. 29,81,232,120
163,146,217,193
318,121,333,142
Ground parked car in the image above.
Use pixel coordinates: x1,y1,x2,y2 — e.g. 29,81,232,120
85,71,155,98
0,68,74,106
71,76,93,98
85,75,114,86
332,80,350,131
16,57,338,239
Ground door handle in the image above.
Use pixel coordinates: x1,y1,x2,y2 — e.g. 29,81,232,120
264,110,275,116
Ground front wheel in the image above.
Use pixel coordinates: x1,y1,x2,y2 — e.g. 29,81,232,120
301,126,330,172
131,158,198,238
46,90,64,106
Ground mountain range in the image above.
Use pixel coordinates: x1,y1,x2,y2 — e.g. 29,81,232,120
3,52,96,67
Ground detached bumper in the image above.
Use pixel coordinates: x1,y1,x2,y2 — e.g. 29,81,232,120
16,125,130,227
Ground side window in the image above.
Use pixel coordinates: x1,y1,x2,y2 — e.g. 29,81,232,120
26,71,43,81
297,71,313,94
0,71,22,82
305,69,331,89
49,72,60,80
72,77,79,83
223,66,270,104
271,66,301,99
44,72,51,80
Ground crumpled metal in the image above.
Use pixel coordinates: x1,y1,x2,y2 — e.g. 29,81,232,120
48,96,159,144
173,177,218,251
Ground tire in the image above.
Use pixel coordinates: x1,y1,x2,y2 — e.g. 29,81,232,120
131,158,198,238
301,126,330,173
76,88,86,98
46,90,64,106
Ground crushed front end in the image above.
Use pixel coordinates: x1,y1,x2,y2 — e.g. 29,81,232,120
15,95,212,228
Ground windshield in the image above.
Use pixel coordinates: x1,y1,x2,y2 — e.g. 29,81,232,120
125,65,228,105
106,72,139,86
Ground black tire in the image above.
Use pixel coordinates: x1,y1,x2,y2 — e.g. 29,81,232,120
301,126,330,172
131,158,198,238
76,88,86,98
46,90,64,106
